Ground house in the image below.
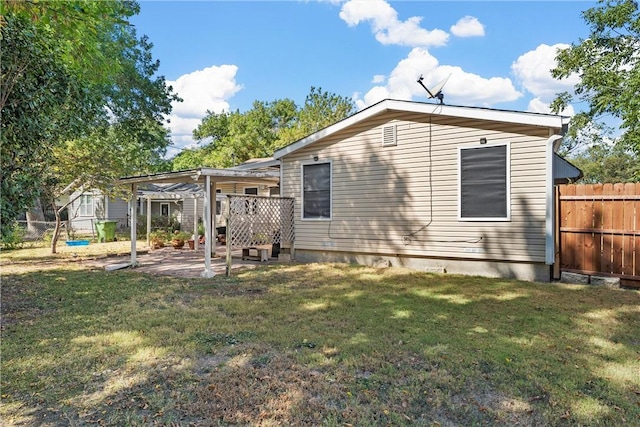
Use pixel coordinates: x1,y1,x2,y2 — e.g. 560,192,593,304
68,159,280,236
66,190,129,233
272,99,580,282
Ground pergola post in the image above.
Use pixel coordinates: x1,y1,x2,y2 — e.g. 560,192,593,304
193,197,199,250
201,175,215,278
211,180,217,257
130,183,138,267
146,196,152,247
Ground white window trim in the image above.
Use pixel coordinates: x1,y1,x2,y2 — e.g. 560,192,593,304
301,159,332,221
457,142,511,222
79,194,94,217
242,187,258,215
160,202,170,217
243,186,258,195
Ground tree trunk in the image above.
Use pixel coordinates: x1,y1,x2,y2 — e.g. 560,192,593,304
50,201,63,254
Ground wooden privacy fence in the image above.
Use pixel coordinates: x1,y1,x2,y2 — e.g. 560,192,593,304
556,183,640,287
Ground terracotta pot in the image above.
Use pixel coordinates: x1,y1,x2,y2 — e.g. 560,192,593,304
187,239,195,250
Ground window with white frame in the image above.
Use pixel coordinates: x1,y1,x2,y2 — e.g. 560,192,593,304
244,187,258,215
302,162,331,219
459,143,510,220
79,194,94,217
216,189,222,215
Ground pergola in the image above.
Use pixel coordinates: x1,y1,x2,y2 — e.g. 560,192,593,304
117,168,280,277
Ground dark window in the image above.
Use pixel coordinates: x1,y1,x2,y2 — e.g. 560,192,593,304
459,144,509,220
303,162,331,219
216,189,221,215
244,187,258,215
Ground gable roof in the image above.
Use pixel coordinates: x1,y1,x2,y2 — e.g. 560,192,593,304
273,99,571,159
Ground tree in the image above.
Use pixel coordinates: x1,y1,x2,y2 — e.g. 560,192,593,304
557,118,639,183
0,13,95,239
183,87,356,169
551,0,640,170
571,142,639,183
1,1,180,251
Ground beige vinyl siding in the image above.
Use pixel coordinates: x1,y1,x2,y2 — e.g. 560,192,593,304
282,112,554,263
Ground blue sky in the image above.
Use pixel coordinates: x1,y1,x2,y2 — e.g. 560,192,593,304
130,0,596,157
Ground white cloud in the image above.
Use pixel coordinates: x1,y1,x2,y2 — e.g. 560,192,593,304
169,65,242,118
372,74,386,84
450,16,484,38
511,43,579,111
339,0,449,47
353,47,522,109
165,65,243,155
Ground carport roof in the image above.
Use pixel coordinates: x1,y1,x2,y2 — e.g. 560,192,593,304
117,168,279,187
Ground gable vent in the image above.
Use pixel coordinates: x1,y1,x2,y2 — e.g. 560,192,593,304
382,124,397,147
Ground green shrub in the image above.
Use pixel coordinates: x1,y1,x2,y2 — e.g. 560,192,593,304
0,222,25,249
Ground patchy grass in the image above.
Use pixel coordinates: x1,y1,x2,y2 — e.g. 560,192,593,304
0,241,147,275
1,253,639,426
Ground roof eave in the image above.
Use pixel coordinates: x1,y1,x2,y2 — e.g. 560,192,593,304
273,99,570,159
117,168,280,187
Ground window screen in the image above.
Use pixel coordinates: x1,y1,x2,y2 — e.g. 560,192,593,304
460,145,508,219
303,162,331,219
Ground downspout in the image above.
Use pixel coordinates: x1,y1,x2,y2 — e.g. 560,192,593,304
545,134,563,265
279,159,283,197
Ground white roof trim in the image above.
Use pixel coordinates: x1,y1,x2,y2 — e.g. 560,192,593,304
117,168,279,186
229,158,280,170
273,99,570,159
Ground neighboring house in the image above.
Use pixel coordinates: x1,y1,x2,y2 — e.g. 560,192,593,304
273,99,580,282
137,178,275,233
68,171,278,235
66,190,129,233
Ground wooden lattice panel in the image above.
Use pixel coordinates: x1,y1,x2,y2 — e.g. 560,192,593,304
226,195,295,249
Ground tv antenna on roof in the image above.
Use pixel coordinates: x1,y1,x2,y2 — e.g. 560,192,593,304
417,74,451,105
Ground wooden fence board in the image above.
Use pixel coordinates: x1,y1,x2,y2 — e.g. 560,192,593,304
557,183,639,287
622,183,635,276
612,183,624,274
633,183,640,276
601,184,614,273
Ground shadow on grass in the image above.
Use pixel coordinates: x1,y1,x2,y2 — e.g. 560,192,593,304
1,264,639,426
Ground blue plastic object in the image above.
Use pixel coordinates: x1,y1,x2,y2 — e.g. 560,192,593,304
65,240,90,246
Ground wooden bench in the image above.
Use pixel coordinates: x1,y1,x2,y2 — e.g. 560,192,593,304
242,246,269,262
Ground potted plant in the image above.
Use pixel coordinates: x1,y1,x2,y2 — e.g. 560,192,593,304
149,231,167,249
171,231,191,249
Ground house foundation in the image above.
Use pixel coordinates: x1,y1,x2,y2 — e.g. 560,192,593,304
294,250,552,283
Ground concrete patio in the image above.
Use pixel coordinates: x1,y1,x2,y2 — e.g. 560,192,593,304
96,243,275,278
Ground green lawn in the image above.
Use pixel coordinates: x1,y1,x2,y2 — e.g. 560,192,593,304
1,250,639,426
